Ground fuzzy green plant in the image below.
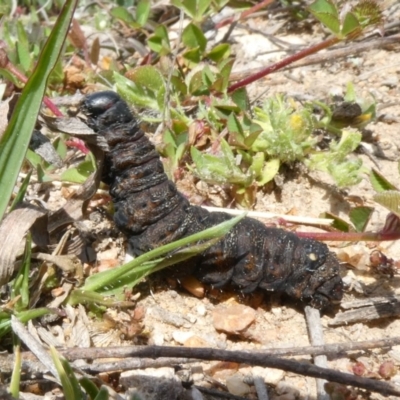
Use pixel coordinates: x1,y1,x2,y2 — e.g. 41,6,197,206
104,0,383,205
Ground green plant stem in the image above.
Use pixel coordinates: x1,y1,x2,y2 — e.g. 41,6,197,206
9,336,21,398
227,36,340,93
297,230,400,242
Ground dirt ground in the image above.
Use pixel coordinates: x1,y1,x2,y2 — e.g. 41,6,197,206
135,4,400,399
8,2,400,400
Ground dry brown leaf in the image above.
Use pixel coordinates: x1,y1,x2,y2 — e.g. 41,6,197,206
0,205,46,286
32,252,81,273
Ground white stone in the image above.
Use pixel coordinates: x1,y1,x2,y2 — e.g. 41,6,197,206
196,304,207,316
251,366,285,386
152,331,164,346
226,373,251,396
172,330,194,344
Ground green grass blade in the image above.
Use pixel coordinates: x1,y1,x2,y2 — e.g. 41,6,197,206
98,237,223,296
50,346,78,400
82,214,245,292
0,0,78,221
94,387,110,400
10,170,32,211
9,336,22,398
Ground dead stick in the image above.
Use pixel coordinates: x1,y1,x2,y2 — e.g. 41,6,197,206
58,336,400,360
125,346,400,396
4,337,400,376
80,357,199,374
57,345,400,396
11,317,59,383
305,306,329,400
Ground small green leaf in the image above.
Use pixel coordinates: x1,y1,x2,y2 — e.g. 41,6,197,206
196,0,212,17
231,88,249,112
136,0,151,26
202,65,216,89
320,212,353,232
341,12,361,37
308,0,340,35
349,206,373,232
61,158,95,183
110,7,138,27
170,75,187,96
148,25,171,55
115,66,166,111
53,137,67,160
188,69,209,95
244,125,263,148
182,23,207,51
370,168,397,192
207,43,231,62
373,191,400,218
183,47,202,64
254,157,280,186
213,104,240,119
171,0,211,20
227,113,244,137
171,0,196,19
219,59,235,92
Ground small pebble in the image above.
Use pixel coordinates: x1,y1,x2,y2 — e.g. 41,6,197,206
196,304,207,316
184,313,197,324
172,330,194,344
184,335,210,347
226,373,251,396
251,366,284,385
152,331,164,346
212,304,256,334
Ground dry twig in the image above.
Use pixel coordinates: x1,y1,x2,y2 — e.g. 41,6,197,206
17,345,400,396
4,336,400,378
305,306,329,400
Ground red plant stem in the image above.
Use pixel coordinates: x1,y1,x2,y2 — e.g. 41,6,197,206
42,96,63,116
0,47,63,117
240,0,275,19
215,0,274,30
296,230,400,242
227,36,340,93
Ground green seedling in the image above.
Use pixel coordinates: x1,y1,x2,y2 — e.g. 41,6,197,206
71,214,244,300
298,164,400,242
0,234,50,339
50,346,110,400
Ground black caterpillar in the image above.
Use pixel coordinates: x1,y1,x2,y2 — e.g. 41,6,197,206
78,91,343,309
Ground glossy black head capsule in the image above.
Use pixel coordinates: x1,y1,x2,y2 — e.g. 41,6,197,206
80,91,133,131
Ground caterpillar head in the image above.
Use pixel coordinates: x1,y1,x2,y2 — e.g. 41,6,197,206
286,245,343,310
80,91,133,131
